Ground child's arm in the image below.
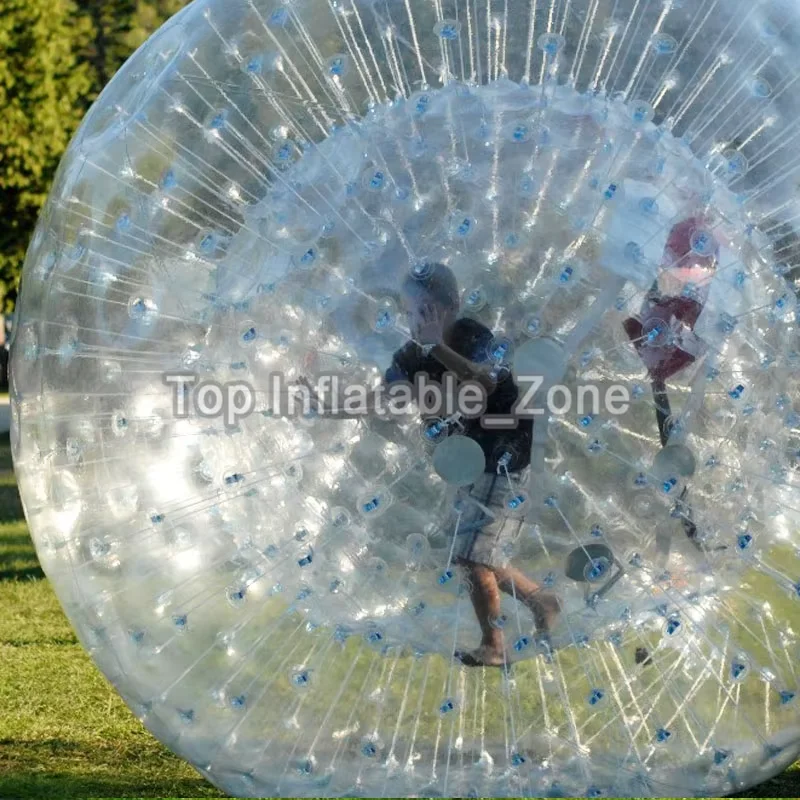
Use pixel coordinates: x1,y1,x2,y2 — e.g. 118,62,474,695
428,343,498,395
414,304,498,394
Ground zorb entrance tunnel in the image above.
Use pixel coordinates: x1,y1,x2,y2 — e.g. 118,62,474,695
11,0,800,795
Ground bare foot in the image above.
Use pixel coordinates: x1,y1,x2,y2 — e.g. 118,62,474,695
530,591,561,634
455,645,508,668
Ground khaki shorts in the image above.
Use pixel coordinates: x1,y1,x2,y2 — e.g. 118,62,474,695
449,471,526,568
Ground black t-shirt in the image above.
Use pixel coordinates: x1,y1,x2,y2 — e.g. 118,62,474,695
385,318,533,473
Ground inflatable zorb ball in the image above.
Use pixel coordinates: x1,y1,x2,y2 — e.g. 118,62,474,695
12,0,800,795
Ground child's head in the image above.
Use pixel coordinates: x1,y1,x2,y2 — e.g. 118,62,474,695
401,263,460,338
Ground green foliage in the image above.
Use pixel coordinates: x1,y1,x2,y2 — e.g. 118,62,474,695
0,0,186,312
76,0,185,89
126,0,188,54
0,0,93,311
76,0,139,89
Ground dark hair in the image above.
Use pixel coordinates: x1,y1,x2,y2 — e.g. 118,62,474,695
401,263,460,310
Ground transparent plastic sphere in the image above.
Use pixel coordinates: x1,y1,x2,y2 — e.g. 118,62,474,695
11,0,800,796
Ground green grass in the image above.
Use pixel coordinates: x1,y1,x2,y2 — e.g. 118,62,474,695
0,431,797,798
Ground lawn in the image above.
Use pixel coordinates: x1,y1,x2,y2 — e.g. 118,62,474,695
0,429,798,799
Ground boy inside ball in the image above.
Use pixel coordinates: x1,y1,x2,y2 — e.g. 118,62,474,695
300,262,561,666
385,263,561,667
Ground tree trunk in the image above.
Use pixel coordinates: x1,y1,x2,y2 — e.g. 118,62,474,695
88,1,109,88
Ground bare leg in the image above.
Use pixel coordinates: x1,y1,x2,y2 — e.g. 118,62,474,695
493,565,561,634
456,560,506,667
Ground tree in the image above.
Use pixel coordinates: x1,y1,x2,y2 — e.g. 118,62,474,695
0,0,186,311
127,0,187,54
77,0,138,90
76,0,187,97
0,0,94,311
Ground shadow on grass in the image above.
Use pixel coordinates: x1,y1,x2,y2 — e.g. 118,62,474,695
3,637,77,647
0,431,23,527
0,565,45,581
0,773,220,799
732,765,800,797
0,774,219,800
0,740,224,799
0,779,214,799
0,520,43,580
0,482,24,524
0,431,42,582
